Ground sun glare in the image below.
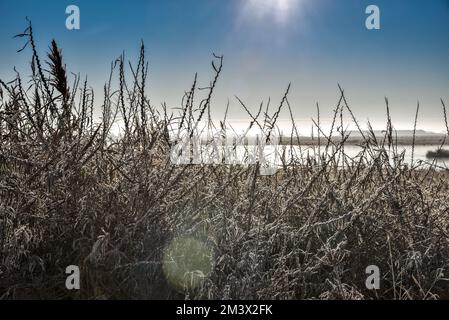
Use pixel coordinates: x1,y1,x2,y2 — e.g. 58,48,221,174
241,0,301,25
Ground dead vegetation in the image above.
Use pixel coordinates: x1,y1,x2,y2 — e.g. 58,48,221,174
1,22,449,300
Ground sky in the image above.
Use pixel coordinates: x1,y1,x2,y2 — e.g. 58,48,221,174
0,0,448,132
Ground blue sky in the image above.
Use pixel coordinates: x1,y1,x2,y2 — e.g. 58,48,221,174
1,0,448,131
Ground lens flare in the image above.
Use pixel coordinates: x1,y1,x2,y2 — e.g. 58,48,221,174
163,236,214,292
